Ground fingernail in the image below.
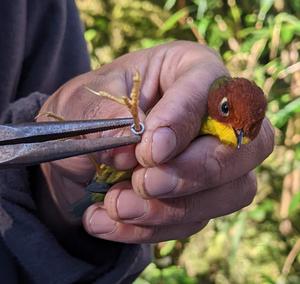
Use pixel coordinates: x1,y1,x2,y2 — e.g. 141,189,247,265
89,209,116,235
152,127,177,164
144,166,178,197
117,190,148,219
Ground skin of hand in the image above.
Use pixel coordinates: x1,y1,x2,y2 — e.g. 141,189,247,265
37,41,274,243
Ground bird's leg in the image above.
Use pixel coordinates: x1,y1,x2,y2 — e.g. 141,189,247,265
35,111,65,122
127,70,142,132
85,70,142,133
84,88,126,105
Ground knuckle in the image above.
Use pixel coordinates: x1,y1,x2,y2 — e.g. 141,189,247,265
163,198,188,224
255,118,275,160
215,173,257,217
185,197,206,223
133,226,158,243
239,173,257,207
202,151,223,188
262,119,275,157
183,100,203,135
171,40,219,61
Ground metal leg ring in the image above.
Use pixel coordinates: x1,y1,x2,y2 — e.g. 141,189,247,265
130,122,145,135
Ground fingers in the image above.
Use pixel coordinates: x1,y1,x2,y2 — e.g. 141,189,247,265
83,205,207,243
38,42,230,172
107,172,256,225
133,118,274,198
136,43,229,166
83,171,255,243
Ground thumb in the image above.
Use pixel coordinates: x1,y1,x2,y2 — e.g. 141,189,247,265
136,62,228,167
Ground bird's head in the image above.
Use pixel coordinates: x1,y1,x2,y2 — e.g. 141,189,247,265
206,76,267,148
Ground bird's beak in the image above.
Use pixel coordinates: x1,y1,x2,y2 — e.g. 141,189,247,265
235,129,244,149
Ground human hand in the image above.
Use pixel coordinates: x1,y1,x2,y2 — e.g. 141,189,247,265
38,41,274,243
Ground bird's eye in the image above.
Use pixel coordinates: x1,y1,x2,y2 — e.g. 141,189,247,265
219,97,229,117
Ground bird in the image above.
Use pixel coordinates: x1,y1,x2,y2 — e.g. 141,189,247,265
201,76,267,149
76,73,268,212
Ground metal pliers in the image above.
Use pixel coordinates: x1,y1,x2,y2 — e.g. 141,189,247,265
0,117,142,169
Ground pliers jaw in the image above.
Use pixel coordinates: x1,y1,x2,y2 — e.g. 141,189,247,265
0,118,144,168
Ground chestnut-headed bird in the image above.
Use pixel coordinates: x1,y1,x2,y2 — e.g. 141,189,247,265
201,76,267,148
80,74,268,209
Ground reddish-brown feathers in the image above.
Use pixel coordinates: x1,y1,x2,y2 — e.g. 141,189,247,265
208,77,267,140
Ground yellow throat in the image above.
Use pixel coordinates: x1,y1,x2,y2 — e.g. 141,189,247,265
200,116,250,147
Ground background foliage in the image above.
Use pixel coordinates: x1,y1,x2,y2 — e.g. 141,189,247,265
76,0,300,283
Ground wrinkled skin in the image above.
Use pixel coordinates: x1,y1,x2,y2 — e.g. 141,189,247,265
38,41,274,243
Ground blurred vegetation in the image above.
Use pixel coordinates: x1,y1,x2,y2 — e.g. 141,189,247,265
76,0,300,283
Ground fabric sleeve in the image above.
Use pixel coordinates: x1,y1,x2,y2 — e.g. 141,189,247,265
0,0,151,282
0,94,150,284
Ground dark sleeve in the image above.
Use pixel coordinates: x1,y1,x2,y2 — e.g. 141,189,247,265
0,0,90,114
0,93,150,284
0,1,150,283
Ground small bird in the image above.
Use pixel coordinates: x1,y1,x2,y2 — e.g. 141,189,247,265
71,74,268,214
201,76,267,148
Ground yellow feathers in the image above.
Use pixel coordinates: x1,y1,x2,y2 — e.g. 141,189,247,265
200,116,250,147
94,164,132,184
93,117,250,187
